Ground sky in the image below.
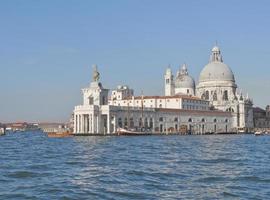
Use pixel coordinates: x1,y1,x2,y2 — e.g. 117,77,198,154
0,0,270,123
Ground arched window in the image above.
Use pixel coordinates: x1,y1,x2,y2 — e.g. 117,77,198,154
149,118,153,128
202,118,205,123
226,107,234,112
130,118,134,128
139,118,142,127
144,118,148,128
124,118,128,127
213,119,217,123
118,118,122,128
205,91,209,100
223,90,228,101
213,92,217,101
89,96,94,105
188,118,192,123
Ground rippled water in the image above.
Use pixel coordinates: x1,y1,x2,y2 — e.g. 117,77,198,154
0,131,270,199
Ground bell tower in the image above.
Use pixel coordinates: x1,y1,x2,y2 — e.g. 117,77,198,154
164,66,175,96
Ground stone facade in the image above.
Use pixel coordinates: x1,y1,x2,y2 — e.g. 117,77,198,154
73,65,233,135
165,45,254,131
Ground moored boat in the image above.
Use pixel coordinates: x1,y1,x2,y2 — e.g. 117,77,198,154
116,128,151,136
0,128,5,136
47,131,73,138
254,131,263,136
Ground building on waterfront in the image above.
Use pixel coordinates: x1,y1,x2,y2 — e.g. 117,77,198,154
73,47,240,135
73,45,258,135
165,45,254,132
253,106,270,130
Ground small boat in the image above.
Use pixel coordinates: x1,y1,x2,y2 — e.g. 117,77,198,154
47,131,73,138
0,128,5,136
116,128,151,136
254,131,263,136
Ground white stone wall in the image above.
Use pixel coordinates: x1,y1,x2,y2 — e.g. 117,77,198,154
175,87,195,96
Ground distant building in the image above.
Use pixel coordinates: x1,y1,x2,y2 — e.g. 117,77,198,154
253,106,270,129
38,123,67,133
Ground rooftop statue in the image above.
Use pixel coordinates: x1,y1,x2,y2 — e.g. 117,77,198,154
92,64,100,82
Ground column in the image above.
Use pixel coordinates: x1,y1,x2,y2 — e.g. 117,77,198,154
96,115,99,133
76,114,78,133
74,115,77,133
93,114,96,134
84,115,86,133
78,115,81,133
107,114,111,134
80,114,83,133
88,114,91,133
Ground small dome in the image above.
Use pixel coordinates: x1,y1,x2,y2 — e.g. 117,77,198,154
175,75,195,88
175,64,195,89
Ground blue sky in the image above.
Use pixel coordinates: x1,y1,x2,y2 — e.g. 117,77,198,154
0,0,270,122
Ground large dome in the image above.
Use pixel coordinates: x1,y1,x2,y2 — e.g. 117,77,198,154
199,46,235,83
199,62,235,82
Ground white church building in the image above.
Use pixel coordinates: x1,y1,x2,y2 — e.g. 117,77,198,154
73,45,253,135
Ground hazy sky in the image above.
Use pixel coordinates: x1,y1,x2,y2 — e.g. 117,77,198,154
0,0,270,123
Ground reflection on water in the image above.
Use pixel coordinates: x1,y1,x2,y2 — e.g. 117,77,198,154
0,132,270,199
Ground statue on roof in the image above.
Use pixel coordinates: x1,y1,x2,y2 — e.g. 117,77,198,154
92,64,100,82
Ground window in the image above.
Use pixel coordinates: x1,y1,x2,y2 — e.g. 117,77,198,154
187,89,189,94
89,97,94,105
149,118,153,128
213,92,217,101
159,117,163,122
205,91,209,100
102,96,106,105
118,118,122,128
124,118,128,127
223,90,228,101
188,118,192,122
166,79,170,84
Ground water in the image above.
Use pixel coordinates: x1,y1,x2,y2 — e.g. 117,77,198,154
0,131,270,200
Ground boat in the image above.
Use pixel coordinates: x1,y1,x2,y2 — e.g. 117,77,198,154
117,92,152,136
254,131,263,136
0,128,5,136
47,131,73,138
116,128,151,136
